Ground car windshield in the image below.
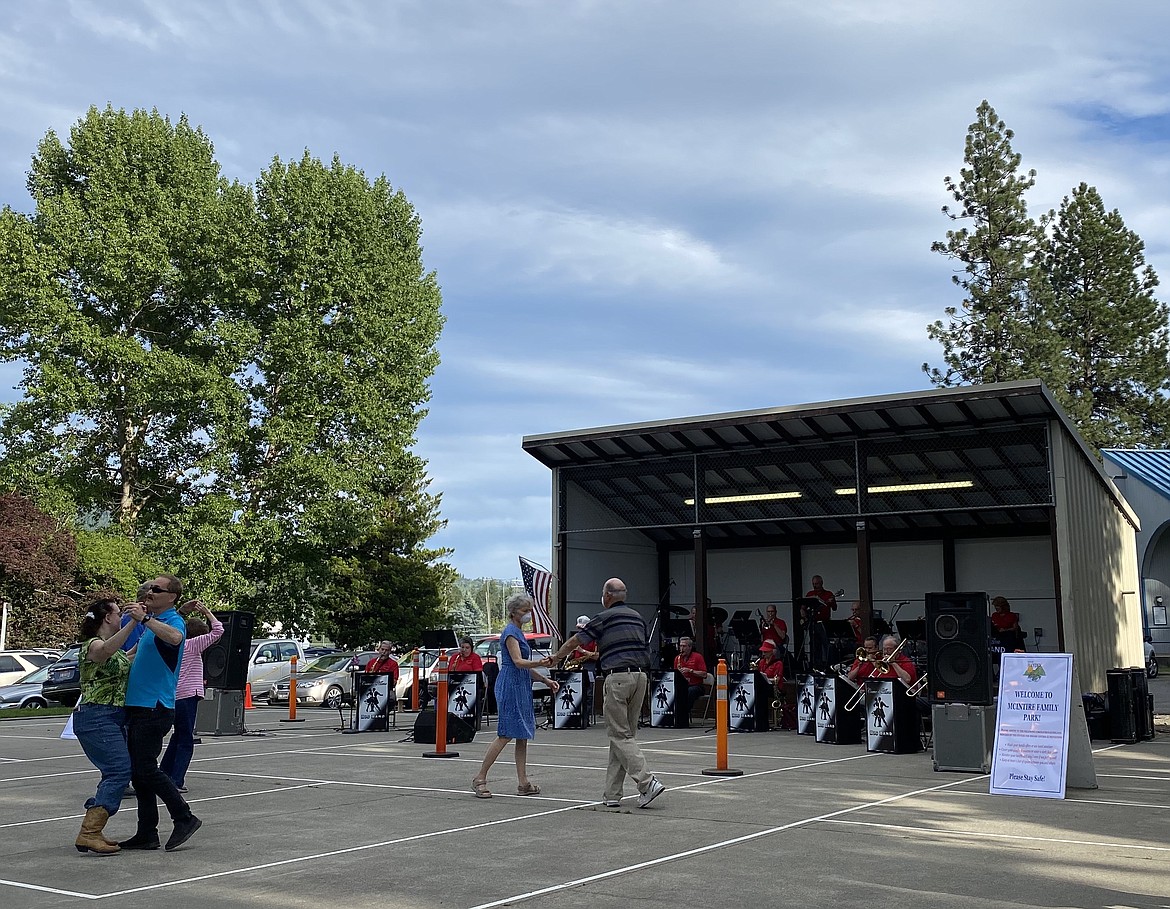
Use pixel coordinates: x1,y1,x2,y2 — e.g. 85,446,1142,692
302,653,356,673
14,665,51,685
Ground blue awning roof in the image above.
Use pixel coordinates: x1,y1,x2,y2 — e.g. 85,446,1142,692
1102,449,1170,500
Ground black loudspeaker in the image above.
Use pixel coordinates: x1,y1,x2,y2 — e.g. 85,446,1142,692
924,592,993,705
413,710,477,745
202,611,256,690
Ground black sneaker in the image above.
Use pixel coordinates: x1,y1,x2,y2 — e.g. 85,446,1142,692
165,815,202,852
119,832,161,850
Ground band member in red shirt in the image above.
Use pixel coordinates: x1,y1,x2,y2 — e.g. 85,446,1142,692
990,596,1024,651
868,635,916,685
805,575,838,621
845,636,879,683
760,604,788,650
805,575,838,669
365,641,400,686
673,636,708,714
847,600,864,643
757,641,784,684
449,638,484,673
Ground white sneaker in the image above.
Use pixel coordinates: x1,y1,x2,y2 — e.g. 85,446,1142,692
637,777,665,808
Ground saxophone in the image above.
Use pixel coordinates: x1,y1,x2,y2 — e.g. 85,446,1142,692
561,654,586,671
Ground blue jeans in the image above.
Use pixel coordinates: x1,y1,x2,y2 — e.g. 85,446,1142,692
73,704,131,815
160,696,200,788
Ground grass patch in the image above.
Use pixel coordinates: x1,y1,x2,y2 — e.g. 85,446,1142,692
0,705,72,720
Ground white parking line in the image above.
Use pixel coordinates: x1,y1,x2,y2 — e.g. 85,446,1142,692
0,784,323,829
824,818,1170,852
462,775,985,909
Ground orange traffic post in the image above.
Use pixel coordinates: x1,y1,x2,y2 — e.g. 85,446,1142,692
411,651,420,712
703,659,742,776
280,655,305,723
244,682,254,709
423,651,458,758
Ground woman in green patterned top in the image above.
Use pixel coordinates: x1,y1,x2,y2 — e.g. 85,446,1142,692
73,596,141,855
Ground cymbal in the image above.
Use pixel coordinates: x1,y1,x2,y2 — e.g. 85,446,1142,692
666,604,689,617
710,607,729,624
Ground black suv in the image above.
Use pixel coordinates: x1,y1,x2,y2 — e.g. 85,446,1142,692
42,647,81,706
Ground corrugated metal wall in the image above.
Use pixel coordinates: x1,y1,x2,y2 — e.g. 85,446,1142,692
1050,424,1143,689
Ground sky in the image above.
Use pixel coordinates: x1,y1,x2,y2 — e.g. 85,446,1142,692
2,1,1170,580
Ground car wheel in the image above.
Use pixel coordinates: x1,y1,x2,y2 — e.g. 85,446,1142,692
24,698,47,709
1148,660,1159,679
322,686,344,709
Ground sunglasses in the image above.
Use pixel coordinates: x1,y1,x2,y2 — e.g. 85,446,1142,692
146,585,174,595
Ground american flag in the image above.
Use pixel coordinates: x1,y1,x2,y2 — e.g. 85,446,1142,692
518,556,561,641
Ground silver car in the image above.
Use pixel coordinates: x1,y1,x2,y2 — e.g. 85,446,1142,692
0,665,52,709
268,652,378,708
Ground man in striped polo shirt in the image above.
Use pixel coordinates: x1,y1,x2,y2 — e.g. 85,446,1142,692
548,578,665,809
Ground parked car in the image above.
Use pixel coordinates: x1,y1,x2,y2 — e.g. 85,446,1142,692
247,639,306,700
0,664,53,709
0,650,59,686
475,633,554,697
395,648,440,706
1146,635,1159,679
475,633,553,666
42,647,82,706
268,651,378,708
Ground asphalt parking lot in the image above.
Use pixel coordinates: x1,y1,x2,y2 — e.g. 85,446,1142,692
1,699,1168,909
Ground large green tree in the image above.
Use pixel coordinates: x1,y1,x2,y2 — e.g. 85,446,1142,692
0,109,448,636
233,152,446,633
1040,183,1170,448
925,101,1059,386
0,105,258,530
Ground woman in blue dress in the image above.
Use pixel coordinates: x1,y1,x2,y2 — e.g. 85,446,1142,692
472,594,559,798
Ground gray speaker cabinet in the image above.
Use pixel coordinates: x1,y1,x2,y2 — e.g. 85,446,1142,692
932,702,996,772
195,687,245,736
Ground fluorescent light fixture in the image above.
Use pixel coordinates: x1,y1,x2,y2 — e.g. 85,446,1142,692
684,491,802,505
835,480,974,495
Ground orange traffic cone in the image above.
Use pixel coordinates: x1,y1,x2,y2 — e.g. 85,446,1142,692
244,683,254,709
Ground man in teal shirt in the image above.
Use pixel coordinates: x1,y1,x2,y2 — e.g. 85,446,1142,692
121,575,202,852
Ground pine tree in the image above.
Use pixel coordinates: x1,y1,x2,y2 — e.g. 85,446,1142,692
1040,183,1170,448
925,101,1058,385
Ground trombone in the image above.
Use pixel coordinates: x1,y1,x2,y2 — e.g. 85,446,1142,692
844,638,916,711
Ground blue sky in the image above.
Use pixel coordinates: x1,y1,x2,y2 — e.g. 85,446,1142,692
2,1,1169,579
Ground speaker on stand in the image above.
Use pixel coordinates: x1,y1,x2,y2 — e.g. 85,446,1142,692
924,592,993,706
202,610,256,690
924,592,995,773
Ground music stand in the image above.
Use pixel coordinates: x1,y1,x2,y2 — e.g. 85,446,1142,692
421,629,459,649
896,620,926,642
730,618,761,648
662,619,692,639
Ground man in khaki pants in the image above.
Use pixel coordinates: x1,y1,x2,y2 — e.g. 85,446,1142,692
547,578,665,809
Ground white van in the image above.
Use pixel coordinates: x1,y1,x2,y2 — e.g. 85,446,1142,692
247,639,305,699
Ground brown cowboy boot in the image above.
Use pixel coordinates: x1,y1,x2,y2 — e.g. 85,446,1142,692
75,807,120,855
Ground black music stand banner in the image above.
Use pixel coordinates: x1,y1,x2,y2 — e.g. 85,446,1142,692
447,671,483,722
552,669,588,729
355,673,391,732
797,674,817,735
649,670,688,728
728,671,769,732
814,675,861,744
864,678,922,753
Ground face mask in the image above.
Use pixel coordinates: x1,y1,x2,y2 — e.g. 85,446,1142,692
520,612,533,625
